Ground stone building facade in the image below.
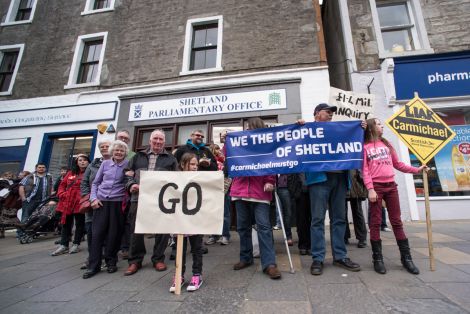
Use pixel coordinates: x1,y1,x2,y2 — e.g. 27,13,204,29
0,0,329,178
322,0,470,220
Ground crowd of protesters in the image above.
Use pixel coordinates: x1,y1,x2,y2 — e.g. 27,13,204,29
0,105,428,292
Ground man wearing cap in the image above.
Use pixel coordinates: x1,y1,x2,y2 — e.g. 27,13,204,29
302,103,361,275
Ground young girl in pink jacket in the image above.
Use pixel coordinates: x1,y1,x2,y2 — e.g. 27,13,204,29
363,118,427,275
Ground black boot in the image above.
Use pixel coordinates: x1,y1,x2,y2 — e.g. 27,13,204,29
370,240,386,274
397,238,419,275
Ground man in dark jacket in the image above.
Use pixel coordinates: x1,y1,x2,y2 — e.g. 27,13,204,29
174,129,217,171
124,129,178,276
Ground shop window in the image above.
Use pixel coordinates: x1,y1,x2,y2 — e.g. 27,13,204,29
0,138,30,175
134,117,277,153
65,32,107,89
370,0,432,58
45,135,94,179
412,107,470,197
82,0,115,15
181,16,223,75
0,44,24,95
1,0,38,26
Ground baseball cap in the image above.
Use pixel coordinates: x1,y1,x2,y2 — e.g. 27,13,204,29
314,103,337,115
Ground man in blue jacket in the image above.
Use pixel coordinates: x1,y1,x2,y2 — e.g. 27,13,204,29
303,103,361,275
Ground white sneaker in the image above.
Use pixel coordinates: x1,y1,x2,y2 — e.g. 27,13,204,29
220,236,230,245
382,227,392,232
69,244,80,254
187,274,203,292
51,245,68,256
205,237,217,245
169,276,184,293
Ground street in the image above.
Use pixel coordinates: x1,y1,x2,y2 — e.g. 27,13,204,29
1,221,470,314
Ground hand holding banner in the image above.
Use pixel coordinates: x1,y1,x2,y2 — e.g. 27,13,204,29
135,171,224,235
226,121,364,177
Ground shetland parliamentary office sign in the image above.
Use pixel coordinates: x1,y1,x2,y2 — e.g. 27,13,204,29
128,89,287,122
226,121,364,177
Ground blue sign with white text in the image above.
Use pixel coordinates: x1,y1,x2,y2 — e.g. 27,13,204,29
226,121,364,177
394,52,470,100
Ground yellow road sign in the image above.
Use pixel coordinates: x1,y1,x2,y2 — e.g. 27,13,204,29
386,96,456,164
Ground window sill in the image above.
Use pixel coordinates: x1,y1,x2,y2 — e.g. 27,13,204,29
0,91,13,96
64,82,100,90
416,196,470,201
179,67,223,76
379,48,434,59
81,8,114,16
1,20,32,27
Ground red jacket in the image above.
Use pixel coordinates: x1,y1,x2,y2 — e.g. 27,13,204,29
56,170,85,223
229,175,276,202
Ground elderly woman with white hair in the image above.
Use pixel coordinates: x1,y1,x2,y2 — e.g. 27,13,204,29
83,140,129,279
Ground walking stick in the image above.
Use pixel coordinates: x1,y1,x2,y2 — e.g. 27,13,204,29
174,234,184,295
274,191,295,274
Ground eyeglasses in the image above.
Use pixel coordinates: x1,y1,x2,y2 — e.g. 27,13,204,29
117,136,130,141
192,134,204,138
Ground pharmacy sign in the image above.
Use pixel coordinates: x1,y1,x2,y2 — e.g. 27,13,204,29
386,96,456,164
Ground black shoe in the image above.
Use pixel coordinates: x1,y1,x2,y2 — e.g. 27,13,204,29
83,269,99,279
344,238,350,245
299,248,308,256
107,265,118,273
310,260,323,275
357,240,367,248
202,246,208,254
333,258,361,272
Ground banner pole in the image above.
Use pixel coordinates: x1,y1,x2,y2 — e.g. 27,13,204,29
422,167,435,271
274,191,295,274
174,234,184,295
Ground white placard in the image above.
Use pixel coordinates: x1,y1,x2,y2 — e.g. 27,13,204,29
329,87,375,121
135,171,224,235
0,102,117,128
129,89,287,121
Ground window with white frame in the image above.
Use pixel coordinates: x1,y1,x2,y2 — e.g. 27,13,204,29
0,44,24,95
82,0,115,15
370,0,432,58
181,16,223,75
65,32,107,89
1,0,38,26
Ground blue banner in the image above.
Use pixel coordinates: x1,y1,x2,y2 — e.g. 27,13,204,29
226,121,364,177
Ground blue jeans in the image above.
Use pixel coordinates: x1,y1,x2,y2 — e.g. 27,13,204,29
275,188,292,239
309,172,348,261
235,200,276,270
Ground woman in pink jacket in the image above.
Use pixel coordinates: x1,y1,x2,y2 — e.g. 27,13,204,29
230,118,281,280
363,118,427,275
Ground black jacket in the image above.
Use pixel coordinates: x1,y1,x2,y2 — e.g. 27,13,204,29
125,148,178,202
174,141,217,171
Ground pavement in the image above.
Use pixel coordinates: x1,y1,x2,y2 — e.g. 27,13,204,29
1,221,470,314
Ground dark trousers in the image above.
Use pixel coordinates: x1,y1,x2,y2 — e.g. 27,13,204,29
61,213,85,247
345,198,367,242
175,235,203,276
368,205,388,229
127,202,169,265
369,182,407,241
120,202,131,251
276,188,292,239
295,191,311,250
89,201,124,271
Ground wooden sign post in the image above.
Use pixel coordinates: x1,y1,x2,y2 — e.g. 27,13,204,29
386,92,456,271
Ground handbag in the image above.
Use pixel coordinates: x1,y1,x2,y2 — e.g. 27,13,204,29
78,194,92,214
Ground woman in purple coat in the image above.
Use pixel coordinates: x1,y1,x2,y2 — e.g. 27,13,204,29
83,140,129,279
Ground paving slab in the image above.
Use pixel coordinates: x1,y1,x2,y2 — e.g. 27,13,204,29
0,286,49,310
413,232,466,243
28,273,115,302
308,283,388,314
0,301,66,314
174,287,245,314
382,297,467,314
242,301,312,314
53,290,137,314
430,282,470,309
110,300,182,314
245,270,307,301
414,247,470,265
